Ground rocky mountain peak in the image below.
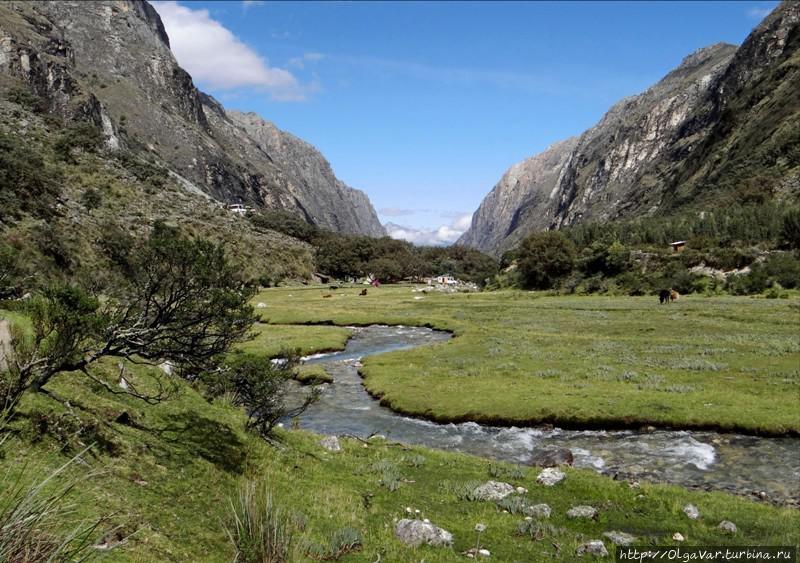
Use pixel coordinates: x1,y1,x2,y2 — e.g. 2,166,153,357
0,0,385,237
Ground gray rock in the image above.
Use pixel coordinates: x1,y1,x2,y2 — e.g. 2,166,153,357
529,447,574,467
472,480,516,501
683,504,700,520
603,531,636,546
567,505,598,519
576,540,609,557
718,520,737,533
394,518,453,547
319,435,341,452
523,503,552,519
536,468,566,486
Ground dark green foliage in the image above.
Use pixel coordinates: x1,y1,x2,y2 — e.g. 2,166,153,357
0,131,61,223
781,208,800,249
249,211,322,244
204,352,318,439
5,86,43,112
33,223,73,272
115,152,168,190
80,187,102,212
53,122,103,162
517,231,576,290
0,243,22,299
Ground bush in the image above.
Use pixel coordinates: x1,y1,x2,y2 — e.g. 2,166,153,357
0,131,61,222
53,122,103,162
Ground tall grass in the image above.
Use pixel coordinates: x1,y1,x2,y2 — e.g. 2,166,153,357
0,422,99,562
226,481,293,563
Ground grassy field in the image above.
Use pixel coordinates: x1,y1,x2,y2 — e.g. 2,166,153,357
1,351,798,562
252,286,800,435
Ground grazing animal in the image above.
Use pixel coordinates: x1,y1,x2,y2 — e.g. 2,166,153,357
322,294,332,298
360,288,368,296
670,289,680,302
329,285,339,290
659,289,671,304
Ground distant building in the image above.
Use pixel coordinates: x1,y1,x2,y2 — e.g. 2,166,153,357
670,241,686,252
433,274,457,285
226,203,252,216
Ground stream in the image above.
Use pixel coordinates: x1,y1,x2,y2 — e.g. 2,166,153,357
290,325,800,505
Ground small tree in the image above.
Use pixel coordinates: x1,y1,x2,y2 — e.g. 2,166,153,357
1,224,256,413
204,352,319,439
517,231,577,290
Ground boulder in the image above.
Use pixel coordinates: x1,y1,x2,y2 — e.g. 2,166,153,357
472,480,516,501
683,504,700,520
536,468,566,486
567,505,598,519
718,520,737,533
394,518,453,547
530,447,574,467
672,532,685,542
523,503,551,519
319,435,341,452
576,540,609,557
603,531,636,546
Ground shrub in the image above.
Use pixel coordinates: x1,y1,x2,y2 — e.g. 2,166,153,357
53,122,103,162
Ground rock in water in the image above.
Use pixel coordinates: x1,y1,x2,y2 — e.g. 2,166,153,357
567,505,598,519
319,435,341,452
536,468,566,486
683,504,700,520
394,519,453,547
472,480,516,501
529,447,574,467
603,531,636,546
576,540,609,557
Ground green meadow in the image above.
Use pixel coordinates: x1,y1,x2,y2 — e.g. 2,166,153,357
253,286,800,435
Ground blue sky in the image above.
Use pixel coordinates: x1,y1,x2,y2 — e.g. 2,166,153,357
152,0,778,244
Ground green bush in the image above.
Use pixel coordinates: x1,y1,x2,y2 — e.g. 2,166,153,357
517,231,577,290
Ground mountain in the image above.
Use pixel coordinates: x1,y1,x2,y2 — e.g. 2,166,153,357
0,0,384,237
459,2,800,255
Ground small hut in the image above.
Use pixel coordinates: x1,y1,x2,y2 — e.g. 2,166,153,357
669,241,686,253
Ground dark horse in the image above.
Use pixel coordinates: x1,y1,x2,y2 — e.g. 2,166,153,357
659,289,671,304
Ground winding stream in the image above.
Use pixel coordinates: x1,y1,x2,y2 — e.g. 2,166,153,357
291,325,800,504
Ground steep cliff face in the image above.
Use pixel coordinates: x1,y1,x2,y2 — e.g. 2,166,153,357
0,0,385,236
460,1,799,255
227,111,385,237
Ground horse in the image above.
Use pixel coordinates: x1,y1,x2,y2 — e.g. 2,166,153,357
659,289,671,304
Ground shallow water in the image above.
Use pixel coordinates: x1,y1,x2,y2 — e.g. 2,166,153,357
290,325,800,503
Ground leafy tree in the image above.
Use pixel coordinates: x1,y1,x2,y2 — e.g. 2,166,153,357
0,244,23,299
1,224,256,413
517,231,577,290
0,131,61,223
780,208,800,249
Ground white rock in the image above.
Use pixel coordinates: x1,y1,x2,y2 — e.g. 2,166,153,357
683,504,700,520
472,480,516,501
536,468,566,486
256,302,267,308
603,531,636,546
576,540,609,557
394,518,453,547
515,486,528,494
672,532,685,542
567,505,598,519
319,435,341,452
524,503,551,519
478,548,491,558
718,520,737,533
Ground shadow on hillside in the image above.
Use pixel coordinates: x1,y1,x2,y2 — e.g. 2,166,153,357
154,411,245,474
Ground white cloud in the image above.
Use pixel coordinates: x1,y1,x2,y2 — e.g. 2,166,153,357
288,52,327,70
152,1,305,100
379,207,417,217
386,213,473,246
242,0,265,10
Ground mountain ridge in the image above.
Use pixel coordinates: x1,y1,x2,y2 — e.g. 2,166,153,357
459,2,799,255
0,0,385,237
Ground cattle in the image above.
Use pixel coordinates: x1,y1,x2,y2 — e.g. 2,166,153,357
359,288,368,296
322,294,332,298
329,285,339,290
659,289,671,304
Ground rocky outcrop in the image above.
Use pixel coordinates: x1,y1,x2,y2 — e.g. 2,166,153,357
459,2,800,255
0,0,384,236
